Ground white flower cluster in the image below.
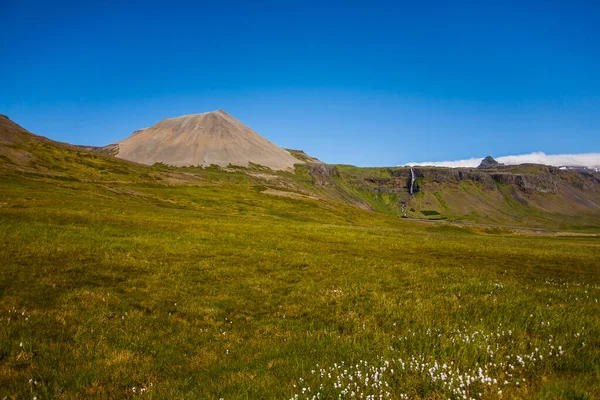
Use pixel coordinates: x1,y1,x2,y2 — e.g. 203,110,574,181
288,327,569,400
5,307,31,322
131,382,153,396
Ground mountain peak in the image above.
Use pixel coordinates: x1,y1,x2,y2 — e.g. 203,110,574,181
477,155,502,169
163,109,228,120
115,110,301,170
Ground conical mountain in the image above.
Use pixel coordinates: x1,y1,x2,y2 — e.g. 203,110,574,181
477,155,502,169
115,110,301,170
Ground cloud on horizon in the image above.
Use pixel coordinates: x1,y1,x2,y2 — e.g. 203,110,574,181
404,152,600,169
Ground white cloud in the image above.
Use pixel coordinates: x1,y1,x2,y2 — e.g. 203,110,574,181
403,152,600,169
403,157,482,168
497,152,600,168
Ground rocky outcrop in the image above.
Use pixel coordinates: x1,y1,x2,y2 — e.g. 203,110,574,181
489,173,558,193
478,156,502,169
410,168,497,190
308,164,339,186
328,164,600,197
286,149,323,164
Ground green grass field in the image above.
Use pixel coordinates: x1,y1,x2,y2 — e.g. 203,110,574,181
1,167,599,399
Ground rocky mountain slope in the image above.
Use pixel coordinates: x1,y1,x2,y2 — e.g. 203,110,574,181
113,110,301,170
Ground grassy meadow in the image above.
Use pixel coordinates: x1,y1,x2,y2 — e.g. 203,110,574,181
1,168,599,399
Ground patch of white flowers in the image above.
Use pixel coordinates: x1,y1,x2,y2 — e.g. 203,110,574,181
5,307,31,322
288,326,569,400
131,382,153,396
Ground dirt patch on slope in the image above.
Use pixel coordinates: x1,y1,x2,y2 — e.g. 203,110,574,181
262,188,319,200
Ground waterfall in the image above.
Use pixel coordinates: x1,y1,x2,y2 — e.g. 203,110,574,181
410,168,415,195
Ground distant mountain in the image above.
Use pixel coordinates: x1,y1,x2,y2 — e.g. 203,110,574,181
477,155,502,169
406,152,600,170
113,110,301,171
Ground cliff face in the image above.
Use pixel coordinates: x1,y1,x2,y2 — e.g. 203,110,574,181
305,163,600,229
349,165,600,195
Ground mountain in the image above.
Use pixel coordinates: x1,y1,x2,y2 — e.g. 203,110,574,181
1,114,52,147
0,114,173,183
113,110,301,170
477,155,501,168
0,114,70,162
2,114,600,231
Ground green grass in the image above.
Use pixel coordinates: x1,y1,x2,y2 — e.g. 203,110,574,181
335,165,395,179
420,210,441,216
433,192,448,209
1,138,599,399
1,170,599,399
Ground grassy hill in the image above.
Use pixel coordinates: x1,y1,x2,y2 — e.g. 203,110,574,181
306,164,600,232
1,117,599,398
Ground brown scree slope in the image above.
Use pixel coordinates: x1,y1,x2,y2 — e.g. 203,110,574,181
115,110,301,170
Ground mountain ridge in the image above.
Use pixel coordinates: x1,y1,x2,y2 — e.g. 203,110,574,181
2,114,600,230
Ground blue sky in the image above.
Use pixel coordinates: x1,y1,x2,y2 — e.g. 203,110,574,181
1,0,599,166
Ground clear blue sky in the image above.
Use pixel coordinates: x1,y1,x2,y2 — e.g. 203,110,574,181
1,0,599,166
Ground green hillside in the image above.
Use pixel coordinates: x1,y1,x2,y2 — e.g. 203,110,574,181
315,164,600,232
1,118,599,399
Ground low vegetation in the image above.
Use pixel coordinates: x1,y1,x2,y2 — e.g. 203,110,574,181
1,169,599,399
420,210,441,216
0,128,599,398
